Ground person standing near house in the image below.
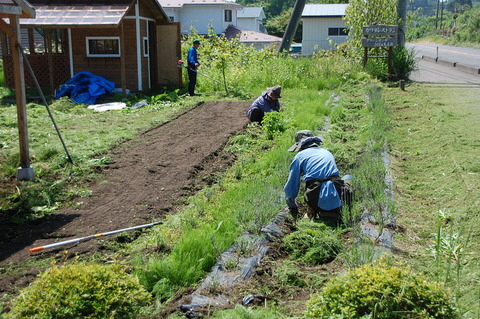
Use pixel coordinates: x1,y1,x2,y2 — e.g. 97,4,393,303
246,85,281,123
187,39,201,96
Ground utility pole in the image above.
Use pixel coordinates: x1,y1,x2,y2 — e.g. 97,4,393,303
279,0,307,53
435,0,440,29
440,0,444,33
397,0,407,47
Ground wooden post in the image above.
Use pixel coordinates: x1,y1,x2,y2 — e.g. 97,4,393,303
11,16,34,180
0,32,7,55
120,22,127,95
28,28,35,53
45,30,55,93
387,47,393,75
363,46,368,68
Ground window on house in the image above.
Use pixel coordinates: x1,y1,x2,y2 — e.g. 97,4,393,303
328,27,348,36
225,9,232,22
143,37,149,57
169,16,174,21
86,37,121,57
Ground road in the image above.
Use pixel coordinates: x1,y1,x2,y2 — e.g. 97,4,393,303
407,42,480,69
406,42,480,85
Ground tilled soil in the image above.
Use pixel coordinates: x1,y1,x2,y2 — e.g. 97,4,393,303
0,101,250,298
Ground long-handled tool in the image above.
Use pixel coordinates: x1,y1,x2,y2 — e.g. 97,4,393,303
29,221,162,253
177,60,230,94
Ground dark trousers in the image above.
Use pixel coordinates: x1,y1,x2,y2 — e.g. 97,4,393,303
248,107,264,123
188,64,197,96
305,177,342,225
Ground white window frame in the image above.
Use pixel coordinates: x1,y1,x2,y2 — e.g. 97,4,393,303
86,36,121,58
143,37,149,57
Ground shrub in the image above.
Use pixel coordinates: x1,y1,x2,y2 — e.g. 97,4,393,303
262,111,288,140
283,220,343,265
304,256,459,318
391,46,416,81
7,262,151,319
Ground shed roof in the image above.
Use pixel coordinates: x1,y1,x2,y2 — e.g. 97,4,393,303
302,3,348,18
159,0,241,8
225,25,281,43
237,7,263,18
19,0,168,27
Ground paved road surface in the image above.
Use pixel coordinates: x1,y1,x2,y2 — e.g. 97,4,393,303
407,42,480,70
407,42,480,85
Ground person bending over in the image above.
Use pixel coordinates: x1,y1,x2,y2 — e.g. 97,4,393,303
246,85,281,123
284,130,343,224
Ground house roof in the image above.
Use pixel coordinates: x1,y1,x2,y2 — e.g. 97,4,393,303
302,3,348,18
237,7,263,19
19,0,168,27
159,0,241,8
224,25,281,43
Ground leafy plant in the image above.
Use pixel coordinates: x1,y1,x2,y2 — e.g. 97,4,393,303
211,305,284,319
283,220,343,265
304,255,459,318
274,260,307,287
6,262,151,319
391,46,417,81
345,0,397,52
262,111,288,140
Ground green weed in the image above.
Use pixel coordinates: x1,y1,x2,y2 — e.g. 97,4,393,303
283,220,343,265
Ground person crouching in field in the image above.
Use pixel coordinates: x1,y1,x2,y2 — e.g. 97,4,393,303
284,130,344,225
246,85,282,123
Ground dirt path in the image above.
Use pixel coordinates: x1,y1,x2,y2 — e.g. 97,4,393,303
0,101,250,295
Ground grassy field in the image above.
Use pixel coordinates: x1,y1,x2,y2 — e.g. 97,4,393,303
386,82,480,317
1,42,478,317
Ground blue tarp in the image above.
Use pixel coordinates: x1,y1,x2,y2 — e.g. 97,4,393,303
55,71,115,105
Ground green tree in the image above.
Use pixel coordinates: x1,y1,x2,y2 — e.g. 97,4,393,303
265,8,303,41
345,0,397,50
454,7,480,42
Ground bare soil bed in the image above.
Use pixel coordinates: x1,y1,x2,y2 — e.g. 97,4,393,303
0,101,250,301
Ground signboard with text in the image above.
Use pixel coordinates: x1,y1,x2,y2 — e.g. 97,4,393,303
362,24,398,48
362,25,398,36
362,24,398,73
362,37,397,48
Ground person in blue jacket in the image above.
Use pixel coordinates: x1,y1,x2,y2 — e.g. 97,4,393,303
284,130,342,223
187,39,201,96
246,85,281,123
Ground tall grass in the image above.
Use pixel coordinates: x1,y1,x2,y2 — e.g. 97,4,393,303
181,30,365,99
134,43,372,303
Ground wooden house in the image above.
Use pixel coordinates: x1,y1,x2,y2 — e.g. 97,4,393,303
0,0,182,94
301,3,349,55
